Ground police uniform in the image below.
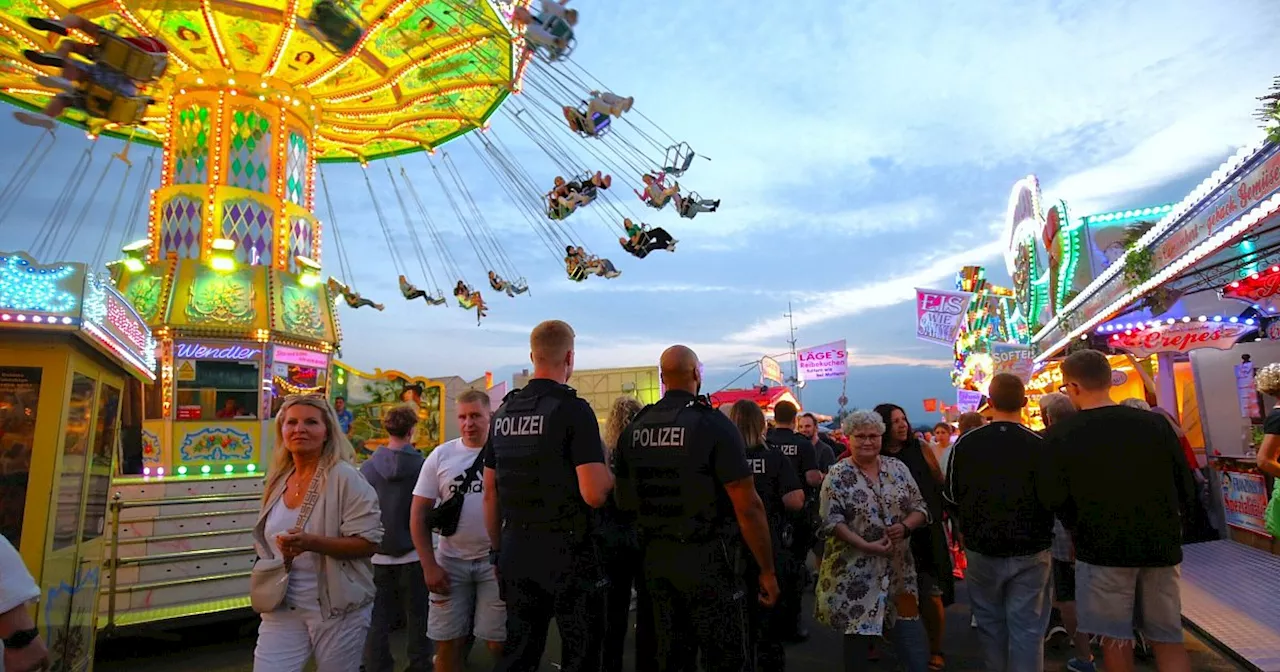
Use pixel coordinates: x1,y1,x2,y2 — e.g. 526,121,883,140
614,390,754,672
484,379,607,672
745,443,802,671
765,426,819,639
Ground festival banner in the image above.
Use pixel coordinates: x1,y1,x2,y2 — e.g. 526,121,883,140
1221,466,1272,538
916,288,973,346
991,342,1034,383
956,389,983,413
759,356,784,385
923,398,938,413
1235,360,1261,419
797,340,847,381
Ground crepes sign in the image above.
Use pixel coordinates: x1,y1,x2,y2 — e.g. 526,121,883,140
1110,321,1254,358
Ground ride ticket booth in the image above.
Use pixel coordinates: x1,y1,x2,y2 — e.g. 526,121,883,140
0,251,155,671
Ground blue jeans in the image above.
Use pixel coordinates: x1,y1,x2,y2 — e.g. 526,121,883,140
965,549,1053,672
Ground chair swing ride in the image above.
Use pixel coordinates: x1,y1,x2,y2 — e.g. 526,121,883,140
0,0,721,330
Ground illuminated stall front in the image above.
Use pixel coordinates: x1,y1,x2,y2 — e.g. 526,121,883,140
0,251,155,671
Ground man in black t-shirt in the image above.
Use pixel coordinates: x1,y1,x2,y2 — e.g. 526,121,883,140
1043,350,1195,672
945,373,1054,672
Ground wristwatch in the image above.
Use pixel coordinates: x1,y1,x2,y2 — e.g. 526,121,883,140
3,627,40,650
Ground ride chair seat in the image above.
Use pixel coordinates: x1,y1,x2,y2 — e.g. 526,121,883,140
93,34,167,82
81,83,151,125
310,0,364,53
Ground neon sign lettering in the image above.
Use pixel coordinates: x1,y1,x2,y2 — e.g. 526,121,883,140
174,342,263,360
105,293,147,351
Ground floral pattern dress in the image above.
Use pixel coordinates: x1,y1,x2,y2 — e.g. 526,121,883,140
814,456,929,636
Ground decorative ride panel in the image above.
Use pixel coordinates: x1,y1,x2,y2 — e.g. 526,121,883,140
159,194,202,260
227,108,272,193
220,198,274,265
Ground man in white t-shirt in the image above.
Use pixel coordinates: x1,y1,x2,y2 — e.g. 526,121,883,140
410,389,505,672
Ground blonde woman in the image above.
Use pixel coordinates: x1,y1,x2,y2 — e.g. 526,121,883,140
251,395,384,672
600,395,652,672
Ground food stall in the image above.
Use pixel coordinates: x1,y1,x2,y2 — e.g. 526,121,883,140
709,386,800,420
0,251,155,671
1017,136,1280,668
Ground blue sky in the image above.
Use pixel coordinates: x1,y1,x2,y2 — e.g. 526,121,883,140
2,0,1278,416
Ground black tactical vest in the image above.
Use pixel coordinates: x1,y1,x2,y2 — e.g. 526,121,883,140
489,385,582,528
627,396,731,542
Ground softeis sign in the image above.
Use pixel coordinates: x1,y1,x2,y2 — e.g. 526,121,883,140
1110,321,1253,358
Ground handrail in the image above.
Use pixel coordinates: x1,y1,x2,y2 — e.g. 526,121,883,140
106,493,123,629
99,568,252,595
113,493,261,509
111,526,253,546
113,545,254,568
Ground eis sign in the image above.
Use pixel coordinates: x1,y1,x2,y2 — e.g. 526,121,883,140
1110,321,1253,358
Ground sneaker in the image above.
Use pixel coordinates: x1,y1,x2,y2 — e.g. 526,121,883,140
26,17,69,35
666,239,678,252
1045,624,1068,645
1066,658,1097,672
604,270,621,279
13,111,54,130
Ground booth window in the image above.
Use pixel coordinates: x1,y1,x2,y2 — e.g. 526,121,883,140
175,359,261,420
0,365,44,547
82,384,120,542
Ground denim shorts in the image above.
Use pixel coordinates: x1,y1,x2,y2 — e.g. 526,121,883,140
1075,561,1183,644
427,553,507,642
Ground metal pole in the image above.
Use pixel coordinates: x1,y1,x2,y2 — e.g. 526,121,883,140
785,301,802,405
105,492,122,632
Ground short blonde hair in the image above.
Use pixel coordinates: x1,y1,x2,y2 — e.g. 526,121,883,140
531,320,574,365
457,388,491,408
1258,363,1280,397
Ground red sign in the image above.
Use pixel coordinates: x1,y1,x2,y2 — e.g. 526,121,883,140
1110,321,1253,358
176,405,203,420
923,398,938,412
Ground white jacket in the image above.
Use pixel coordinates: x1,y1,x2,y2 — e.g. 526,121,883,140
252,461,383,620
1,536,40,666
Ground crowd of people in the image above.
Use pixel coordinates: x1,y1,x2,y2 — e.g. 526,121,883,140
0,323,1216,672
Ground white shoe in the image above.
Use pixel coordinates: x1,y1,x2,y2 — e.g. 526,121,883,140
605,270,621,279
13,111,54,129
970,614,977,628
667,239,679,251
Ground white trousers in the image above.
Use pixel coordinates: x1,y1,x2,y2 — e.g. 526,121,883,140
252,603,373,672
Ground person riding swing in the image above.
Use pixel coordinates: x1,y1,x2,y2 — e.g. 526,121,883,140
328,278,385,311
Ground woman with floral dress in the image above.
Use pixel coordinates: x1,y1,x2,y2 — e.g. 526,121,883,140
815,410,931,672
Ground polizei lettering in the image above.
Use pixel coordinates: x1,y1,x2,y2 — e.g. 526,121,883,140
632,426,686,448
747,458,767,475
493,415,545,437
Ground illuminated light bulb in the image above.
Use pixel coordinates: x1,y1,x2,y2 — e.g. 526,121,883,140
1213,316,1222,322
196,77,204,84
177,465,188,475
1230,317,1239,323
247,463,257,473
1247,318,1256,326
224,464,234,474
144,466,152,476
1181,316,1191,323
157,467,165,476
1198,316,1207,322
228,78,236,85
201,464,211,475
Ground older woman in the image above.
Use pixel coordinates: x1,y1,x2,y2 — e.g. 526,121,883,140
251,394,383,672
816,410,930,672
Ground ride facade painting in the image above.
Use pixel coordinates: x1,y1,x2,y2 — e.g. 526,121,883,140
329,362,445,461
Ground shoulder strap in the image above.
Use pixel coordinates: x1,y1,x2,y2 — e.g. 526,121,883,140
457,449,485,491
292,469,324,531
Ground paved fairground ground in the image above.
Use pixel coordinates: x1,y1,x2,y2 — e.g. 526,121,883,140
93,583,1247,671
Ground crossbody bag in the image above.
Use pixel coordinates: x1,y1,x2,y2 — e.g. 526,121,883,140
249,470,323,614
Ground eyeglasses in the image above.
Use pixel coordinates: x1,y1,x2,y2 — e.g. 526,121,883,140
1057,382,1079,394
851,433,882,443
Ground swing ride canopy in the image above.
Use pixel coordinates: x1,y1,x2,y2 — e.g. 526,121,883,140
0,0,527,161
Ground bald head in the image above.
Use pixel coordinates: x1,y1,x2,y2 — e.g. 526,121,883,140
660,345,701,394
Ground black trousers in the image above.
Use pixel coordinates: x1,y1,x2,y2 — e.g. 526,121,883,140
496,528,607,672
744,559,785,672
643,538,750,672
601,526,657,672
363,562,434,672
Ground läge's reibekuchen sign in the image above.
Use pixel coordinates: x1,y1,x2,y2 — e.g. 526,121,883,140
1109,321,1254,358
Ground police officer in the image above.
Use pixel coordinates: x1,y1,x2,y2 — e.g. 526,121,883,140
614,345,780,672
766,400,821,642
481,320,614,672
726,399,804,671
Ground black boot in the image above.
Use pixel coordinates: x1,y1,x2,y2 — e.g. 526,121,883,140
26,17,69,36
23,49,64,68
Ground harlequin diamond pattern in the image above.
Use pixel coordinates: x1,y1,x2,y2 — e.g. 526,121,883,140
228,108,272,193
288,217,314,272
173,105,209,185
286,132,308,205
221,198,274,265
159,195,202,259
